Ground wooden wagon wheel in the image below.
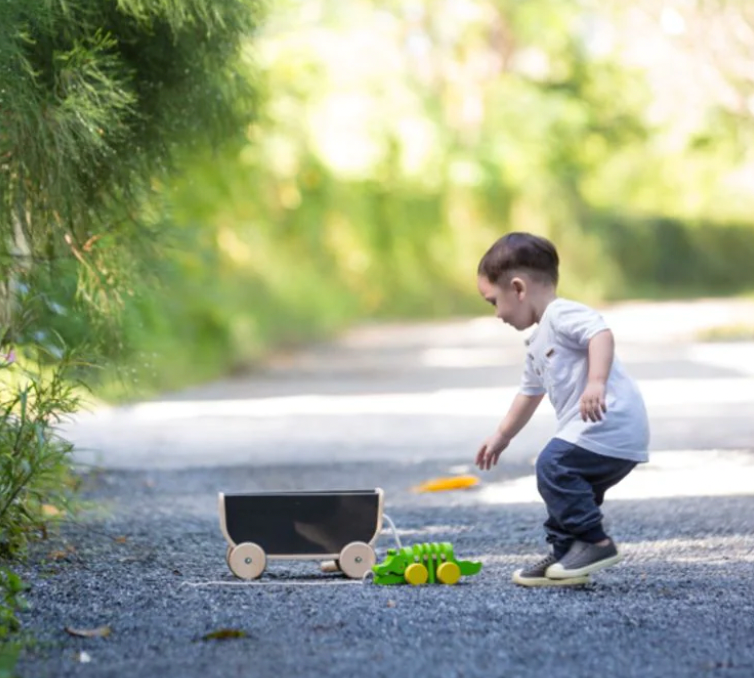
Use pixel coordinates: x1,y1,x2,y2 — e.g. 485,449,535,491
338,542,375,579
228,542,266,580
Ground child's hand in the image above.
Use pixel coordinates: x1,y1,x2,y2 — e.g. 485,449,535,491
580,379,607,422
475,430,511,471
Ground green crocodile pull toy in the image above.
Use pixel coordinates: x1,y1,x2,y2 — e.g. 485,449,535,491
371,542,482,585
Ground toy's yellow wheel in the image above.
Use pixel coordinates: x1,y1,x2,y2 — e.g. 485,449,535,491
404,563,429,586
437,561,461,585
228,542,266,580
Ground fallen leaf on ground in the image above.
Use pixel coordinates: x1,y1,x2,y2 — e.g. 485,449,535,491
201,628,247,641
48,545,77,561
65,625,112,639
412,475,480,493
41,504,63,517
114,536,128,543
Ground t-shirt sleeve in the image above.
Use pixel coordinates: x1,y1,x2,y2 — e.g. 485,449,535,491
519,356,546,396
552,302,610,349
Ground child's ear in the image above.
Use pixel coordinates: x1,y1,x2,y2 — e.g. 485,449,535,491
511,276,526,299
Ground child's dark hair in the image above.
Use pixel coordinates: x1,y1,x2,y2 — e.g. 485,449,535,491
478,232,559,285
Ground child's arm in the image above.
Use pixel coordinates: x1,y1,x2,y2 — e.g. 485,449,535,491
581,329,614,422
476,393,544,470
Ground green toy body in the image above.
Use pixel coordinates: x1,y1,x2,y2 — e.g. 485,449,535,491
372,542,482,585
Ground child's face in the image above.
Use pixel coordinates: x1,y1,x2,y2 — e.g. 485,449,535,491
477,274,536,331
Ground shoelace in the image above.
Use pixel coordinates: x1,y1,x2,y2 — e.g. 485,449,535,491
532,553,558,572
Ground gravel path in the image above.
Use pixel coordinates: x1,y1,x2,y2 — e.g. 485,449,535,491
15,455,754,678
14,301,754,677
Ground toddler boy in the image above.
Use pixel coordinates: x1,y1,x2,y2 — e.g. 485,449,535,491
475,232,649,586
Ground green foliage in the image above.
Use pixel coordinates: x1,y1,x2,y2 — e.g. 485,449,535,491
0,0,260,304
697,324,754,342
0,569,26,642
585,213,754,299
0,0,264,641
0,642,21,678
0,568,25,678
0,349,81,558
0,0,263,387
3,0,754,403
69,0,754,398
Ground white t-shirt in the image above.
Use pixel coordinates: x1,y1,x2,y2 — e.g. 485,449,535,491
520,298,650,463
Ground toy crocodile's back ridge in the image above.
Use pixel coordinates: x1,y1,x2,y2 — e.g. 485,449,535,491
372,541,482,585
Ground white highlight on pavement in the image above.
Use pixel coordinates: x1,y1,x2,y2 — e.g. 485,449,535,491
75,377,754,424
476,450,754,505
657,539,754,564
420,347,520,367
687,343,754,377
340,301,754,348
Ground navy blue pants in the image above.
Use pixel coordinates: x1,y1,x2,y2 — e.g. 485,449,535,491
536,438,637,559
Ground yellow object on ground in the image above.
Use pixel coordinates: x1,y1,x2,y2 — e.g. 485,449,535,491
436,562,461,585
412,475,480,493
404,563,429,586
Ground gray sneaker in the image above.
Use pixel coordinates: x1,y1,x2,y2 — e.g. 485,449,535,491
546,539,622,579
512,553,590,587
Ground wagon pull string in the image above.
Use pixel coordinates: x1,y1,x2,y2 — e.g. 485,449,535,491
382,513,403,550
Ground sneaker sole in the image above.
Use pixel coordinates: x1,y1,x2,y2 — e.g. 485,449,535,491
545,552,623,579
511,569,591,587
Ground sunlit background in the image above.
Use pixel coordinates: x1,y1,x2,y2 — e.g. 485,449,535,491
4,0,754,400
102,0,754,398
4,4,754,659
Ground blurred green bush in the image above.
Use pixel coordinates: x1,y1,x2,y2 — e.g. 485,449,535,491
6,0,754,401
79,0,754,399
0,0,261,640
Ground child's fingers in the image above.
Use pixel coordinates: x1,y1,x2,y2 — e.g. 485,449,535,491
487,447,502,470
481,447,494,471
581,398,603,422
477,439,508,470
481,449,490,471
475,444,486,468
593,395,607,417
476,445,490,470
